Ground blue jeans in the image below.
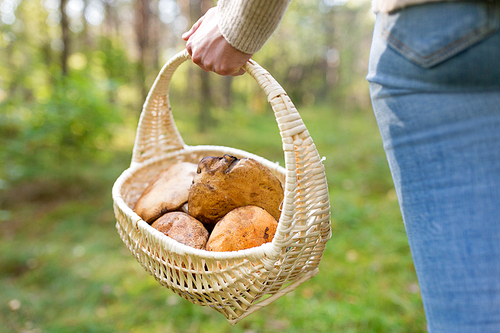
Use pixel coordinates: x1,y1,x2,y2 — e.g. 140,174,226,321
367,2,500,332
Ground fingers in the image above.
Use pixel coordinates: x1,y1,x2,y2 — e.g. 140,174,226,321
187,37,251,75
192,54,247,76
232,68,246,76
191,54,239,75
182,6,251,76
191,52,211,72
215,64,245,76
191,52,250,76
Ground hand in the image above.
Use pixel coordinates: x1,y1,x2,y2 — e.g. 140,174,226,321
182,7,253,76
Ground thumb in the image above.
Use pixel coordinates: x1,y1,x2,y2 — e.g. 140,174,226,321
182,14,206,41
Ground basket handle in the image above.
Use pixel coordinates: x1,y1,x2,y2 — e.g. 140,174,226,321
242,56,330,262
131,50,190,166
130,49,298,167
132,49,330,259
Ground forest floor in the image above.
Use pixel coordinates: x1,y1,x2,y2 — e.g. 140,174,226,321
0,103,426,333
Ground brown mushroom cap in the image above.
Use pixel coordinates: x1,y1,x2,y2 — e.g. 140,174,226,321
206,206,278,252
134,162,198,223
188,155,283,229
151,212,209,250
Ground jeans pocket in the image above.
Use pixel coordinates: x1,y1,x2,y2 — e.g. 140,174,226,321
381,2,500,68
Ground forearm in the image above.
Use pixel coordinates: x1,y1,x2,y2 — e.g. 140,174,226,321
217,0,291,54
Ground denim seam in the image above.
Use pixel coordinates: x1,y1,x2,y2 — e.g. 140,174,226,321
382,25,491,67
381,3,500,68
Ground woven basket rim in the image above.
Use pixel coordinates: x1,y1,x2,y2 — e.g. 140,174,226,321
112,145,286,261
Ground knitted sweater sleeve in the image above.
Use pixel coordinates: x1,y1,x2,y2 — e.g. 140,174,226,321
216,0,292,54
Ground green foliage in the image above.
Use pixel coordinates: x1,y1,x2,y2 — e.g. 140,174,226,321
254,0,374,106
0,70,122,182
95,36,136,99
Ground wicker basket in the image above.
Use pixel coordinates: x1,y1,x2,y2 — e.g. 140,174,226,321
112,49,331,325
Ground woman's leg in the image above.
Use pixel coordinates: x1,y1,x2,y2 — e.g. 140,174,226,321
367,2,500,332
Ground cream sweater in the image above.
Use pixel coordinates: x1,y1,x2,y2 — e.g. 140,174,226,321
217,0,292,54
217,0,465,54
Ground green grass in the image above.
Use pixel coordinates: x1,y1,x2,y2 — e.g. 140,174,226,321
0,101,426,332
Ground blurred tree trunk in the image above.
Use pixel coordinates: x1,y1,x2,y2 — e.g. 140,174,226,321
82,0,91,48
222,76,233,108
199,71,213,132
104,0,116,37
60,0,70,75
5,38,17,96
190,0,215,132
321,9,338,100
38,9,54,86
135,0,151,101
150,3,161,71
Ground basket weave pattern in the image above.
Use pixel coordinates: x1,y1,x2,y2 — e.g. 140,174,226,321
112,50,331,324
